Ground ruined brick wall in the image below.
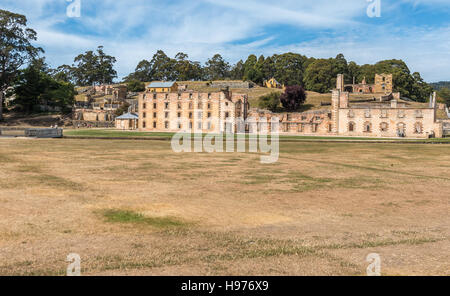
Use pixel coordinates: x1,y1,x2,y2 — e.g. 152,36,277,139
374,74,393,93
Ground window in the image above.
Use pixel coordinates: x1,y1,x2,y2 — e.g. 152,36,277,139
207,103,211,109
328,124,332,132
165,112,169,118
197,122,202,130
189,122,193,129
198,102,203,109
143,121,146,128
177,103,181,110
415,110,423,118
380,109,388,118
414,122,423,134
165,121,169,129
153,103,157,109
189,93,193,99
143,103,146,109
153,94,157,100
189,112,193,119
348,110,355,118
349,122,355,132
177,112,181,118
153,122,156,128
398,110,405,118
380,122,389,132
397,123,406,137
364,122,372,133
208,93,211,99
178,93,181,100
153,112,156,118
143,112,146,118
165,94,168,99
189,102,193,109
365,110,371,118
165,102,169,109
178,122,182,129
207,112,211,118
225,112,229,118
328,113,332,119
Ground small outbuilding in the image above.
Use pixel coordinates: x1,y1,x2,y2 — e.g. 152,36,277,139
115,112,139,130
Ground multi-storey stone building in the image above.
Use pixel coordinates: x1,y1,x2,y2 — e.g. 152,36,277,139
138,88,249,133
249,74,443,138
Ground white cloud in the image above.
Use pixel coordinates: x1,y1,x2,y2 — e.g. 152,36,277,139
1,0,449,81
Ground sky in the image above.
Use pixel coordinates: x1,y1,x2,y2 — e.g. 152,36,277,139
1,0,450,82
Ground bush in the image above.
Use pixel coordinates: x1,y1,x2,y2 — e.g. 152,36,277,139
280,85,307,111
258,92,281,112
127,80,145,92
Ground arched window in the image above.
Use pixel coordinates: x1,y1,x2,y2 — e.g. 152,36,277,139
364,122,372,133
397,122,406,137
414,122,423,134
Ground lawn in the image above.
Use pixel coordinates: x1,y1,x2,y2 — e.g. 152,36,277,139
0,138,449,275
64,128,450,143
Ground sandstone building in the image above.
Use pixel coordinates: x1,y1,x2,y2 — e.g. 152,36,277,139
343,73,393,94
138,88,249,133
249,74,443,138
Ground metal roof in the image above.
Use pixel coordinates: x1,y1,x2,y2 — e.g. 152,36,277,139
147,81,176,88
116,112,139,120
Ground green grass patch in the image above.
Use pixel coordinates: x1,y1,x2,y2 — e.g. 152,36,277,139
64,128,450,143
102,209,188,229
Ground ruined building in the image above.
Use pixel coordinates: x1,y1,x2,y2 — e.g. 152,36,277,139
138,88,249,133
343,73,393,94
249,74,443,138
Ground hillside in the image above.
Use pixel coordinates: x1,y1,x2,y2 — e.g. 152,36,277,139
430,81,450,90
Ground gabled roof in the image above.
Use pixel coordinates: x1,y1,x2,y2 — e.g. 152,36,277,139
147,81,176,88
116,112,139,120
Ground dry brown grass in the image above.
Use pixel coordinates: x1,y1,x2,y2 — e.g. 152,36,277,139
0,138,449,275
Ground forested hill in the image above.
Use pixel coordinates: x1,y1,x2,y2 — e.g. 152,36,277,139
430,81,450,90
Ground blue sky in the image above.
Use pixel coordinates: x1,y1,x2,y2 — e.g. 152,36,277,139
2,0,450,82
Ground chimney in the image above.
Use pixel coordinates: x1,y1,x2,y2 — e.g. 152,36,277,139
391,100,398,108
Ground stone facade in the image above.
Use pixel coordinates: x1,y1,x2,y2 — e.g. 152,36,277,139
343,73,393,94
138,89,249,133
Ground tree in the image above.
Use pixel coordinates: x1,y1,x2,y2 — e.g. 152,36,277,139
280,85,307,111
230,60,244,80
150,50,176,81
51,64,76,84
124,59,152,82
438,88,450,106
72,46,117,86
204,54,230,80
12,59,75,113
127,80,145,92
304,59,334,93
0,9,43,120
174,52,202,81
258,92,281,112
272,53,307,87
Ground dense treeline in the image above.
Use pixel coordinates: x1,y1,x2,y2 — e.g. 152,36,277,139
123,51,434,102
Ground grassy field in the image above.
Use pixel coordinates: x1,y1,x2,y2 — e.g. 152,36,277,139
0,138,449,275
64,128,450,143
